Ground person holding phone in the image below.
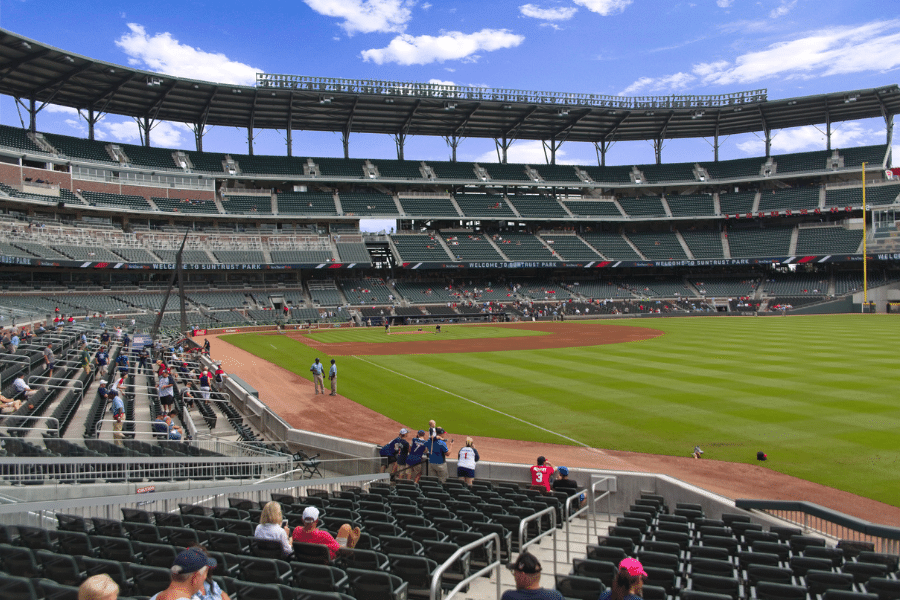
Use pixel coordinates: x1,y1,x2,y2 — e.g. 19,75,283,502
254,501,292,557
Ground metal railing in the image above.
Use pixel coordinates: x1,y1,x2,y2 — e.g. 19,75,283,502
518,506,558,577
430,532,501,600
588,477,614,542
735,499,900,554
562,488,589,563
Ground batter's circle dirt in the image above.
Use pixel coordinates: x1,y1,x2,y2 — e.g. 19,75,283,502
205,322,900,527
282,321,663,355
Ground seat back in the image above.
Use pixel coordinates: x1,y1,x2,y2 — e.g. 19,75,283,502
554,575,605,600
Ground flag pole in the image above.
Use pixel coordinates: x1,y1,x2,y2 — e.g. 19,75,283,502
862,162,868,313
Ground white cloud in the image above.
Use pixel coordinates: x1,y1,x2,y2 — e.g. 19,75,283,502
46,104,78,115
428,78,457,86
421,2,432,8
735,123,884,155
96,119,190,147
769,0,797,19
361,29,525,65
619,72,695,95
621,20,900,92
115,23,261,85
519,4,578,20
716,0,733,7
573,0,632,16
475,140,580,164
303,0,412,35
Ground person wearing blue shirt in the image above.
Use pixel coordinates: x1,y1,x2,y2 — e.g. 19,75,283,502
310,358,325,395
405,430,428,483
95,346,109,369
426,427,452,482
328,359,337,396
110,390,125,447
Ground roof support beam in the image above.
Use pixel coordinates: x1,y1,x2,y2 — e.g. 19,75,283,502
286,91,294,157
544,109,592,164
394,99,420,160
443,135,462,162
342,97,359,160
0,49,50,84
758,105,770,158
504,106,537,139
193,88,219,152
248,89,258,155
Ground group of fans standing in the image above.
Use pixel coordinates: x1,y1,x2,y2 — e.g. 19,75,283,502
379,420,480,485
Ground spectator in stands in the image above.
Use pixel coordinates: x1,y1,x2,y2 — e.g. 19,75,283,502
122,332,130,349
405,430,428,483
9,330,19,353
100,330,110,345
149,547,216,600
97,379,109,401
42,342,56,375
13,373,35,398
188,545,231,600
292,506,361,559
95,345,109,370
199,368,212,401
0,393,23,414
153,413,169,439
530,456,557,495
601,558,648,600
110,390,125,447
502,552,563,600
36,323,45,334
138,346,150,374
255,501,293,557
80,344,92,373
78,573,119,600
426,427,451,483
457,437,479,486
1,330,11,353
115,352,129,376
380,428,409,476
551,466,579,493
214,362,227,391
158,370,175,413
166,410,185,441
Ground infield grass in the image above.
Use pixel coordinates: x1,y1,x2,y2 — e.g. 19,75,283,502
222,315,900,506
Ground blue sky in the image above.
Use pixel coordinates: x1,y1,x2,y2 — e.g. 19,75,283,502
0,0,897,167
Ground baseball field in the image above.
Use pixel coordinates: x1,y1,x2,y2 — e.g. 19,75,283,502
221,314,900,507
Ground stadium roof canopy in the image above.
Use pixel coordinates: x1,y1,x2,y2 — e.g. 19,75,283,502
1,28,898,148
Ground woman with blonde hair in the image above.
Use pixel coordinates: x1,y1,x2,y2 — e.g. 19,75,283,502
254,501,292,557
457,437,479,487
78,574,119,600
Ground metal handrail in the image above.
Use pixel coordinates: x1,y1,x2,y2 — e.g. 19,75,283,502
429,532,501,600
518,505,558,577
1,414,59,435
563,488,589,563
26,376,84,399
589,477,614,542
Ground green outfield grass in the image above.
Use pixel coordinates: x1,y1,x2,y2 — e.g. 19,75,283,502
222,315,900,506
297,324,547,344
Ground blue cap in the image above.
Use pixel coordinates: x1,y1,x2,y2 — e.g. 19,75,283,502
171,547,217,574
558,466,569,476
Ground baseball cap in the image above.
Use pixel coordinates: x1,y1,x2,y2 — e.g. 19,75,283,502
558,466,569,476
399,428,408,435
99,380,107,385
435,427,445,435
171,547,217,575
302,506,320,522
417,430,425,436
509,552,541,574
537,456,546,465
619,558,648,578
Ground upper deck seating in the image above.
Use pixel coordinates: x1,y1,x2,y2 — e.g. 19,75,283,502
563,200,623,218
618,197,668,219
81,191,153,211
338,193,399,216
840,144,887,168
639,162,697,183
667,194,716,217
119,144,180,170
314,157,367,178
825,184,900,207
221,195,272,215
277,192,339,215
391,235,453,262
152,197,220,214
540,235,602,260
453,195,516,218
335,243,371,264
507,195,569,219
428,161,479,180
0,125,44,153
627,231,689,260
482,163,534,182
212,250,266,264
533,164,582,183
680,230,724,259
341,278,394,304
43,133,114,163
230,154,304,176
154,250,216,263
757,187,820,212
772,150,830,174
727,226,793,257
442,234,504,261
702,157,765,180
493,232,557,261
270,250,335,263
372,160,425,179
796,227,862,254
581,164,634,183
718,192,757,215
398,196,459,217
185,152,228,173
581,232,642,260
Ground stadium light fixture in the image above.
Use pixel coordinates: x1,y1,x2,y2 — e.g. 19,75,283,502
844,94,858,103
63,56,74,63
385,98,394,103
444,102,457,111
558,109,569,116
320,96,333,104
146,77,163,87
20,41,31,49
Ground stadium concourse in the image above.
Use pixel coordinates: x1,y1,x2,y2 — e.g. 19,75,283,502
206,329,900,528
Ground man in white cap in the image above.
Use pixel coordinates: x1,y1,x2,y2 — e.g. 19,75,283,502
291,506,360,560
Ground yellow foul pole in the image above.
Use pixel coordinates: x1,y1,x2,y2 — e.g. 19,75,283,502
862,162,868,312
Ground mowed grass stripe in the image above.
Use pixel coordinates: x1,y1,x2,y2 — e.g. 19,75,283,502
223,315,900,505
